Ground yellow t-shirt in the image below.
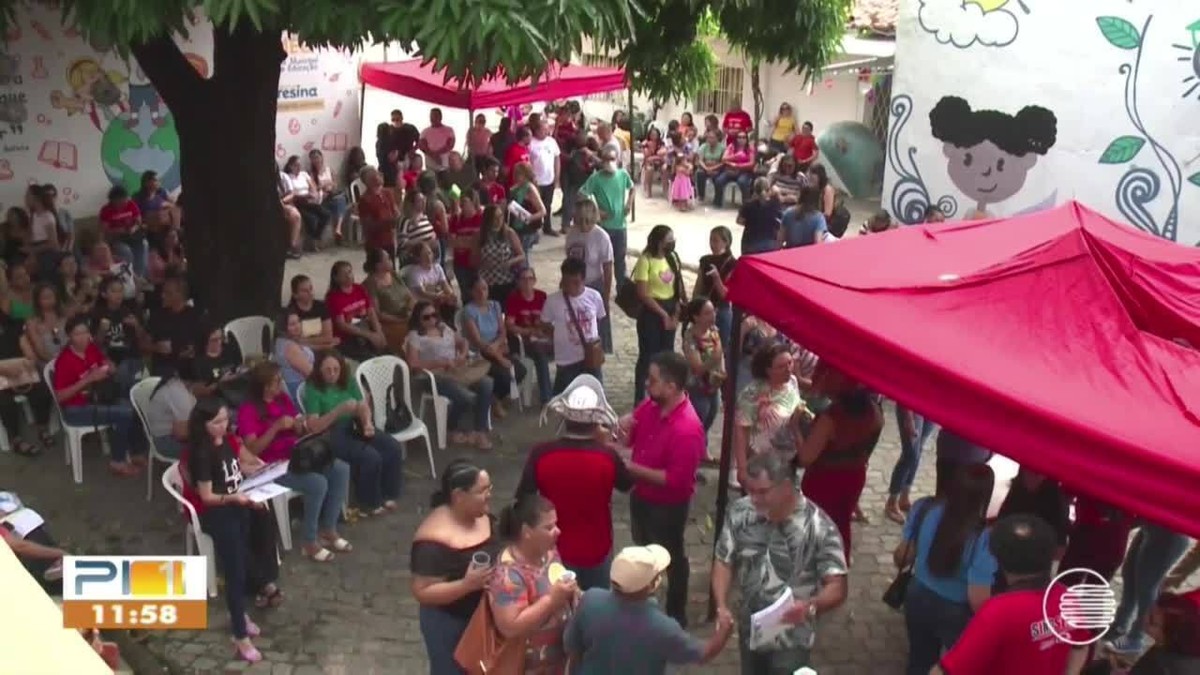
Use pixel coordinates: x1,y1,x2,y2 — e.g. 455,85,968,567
632,254,677,300
771,115,796,142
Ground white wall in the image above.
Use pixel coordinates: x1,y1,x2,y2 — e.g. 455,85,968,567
884,0,1200,244
0,6,362,215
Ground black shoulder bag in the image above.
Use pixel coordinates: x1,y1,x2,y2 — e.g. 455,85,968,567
883,500,932,610
382,365,415,434
288,433,334,474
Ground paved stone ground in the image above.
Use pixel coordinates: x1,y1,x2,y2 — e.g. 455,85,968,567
0,193,1110,675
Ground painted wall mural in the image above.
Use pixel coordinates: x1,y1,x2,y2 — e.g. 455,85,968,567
0,5,362,215
885,1,1200,244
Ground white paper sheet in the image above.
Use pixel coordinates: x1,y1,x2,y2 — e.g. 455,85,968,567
749,586,794,650
242,482,291,504
239,461,289,492
2,509,45,537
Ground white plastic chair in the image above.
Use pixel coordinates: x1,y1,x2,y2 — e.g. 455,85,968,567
355,356,436,478
345,178,367,244
224,316,274,363
513,338,538,409
130,377,178,501
294,382,307,415
161,463,219,598
44,361,112,484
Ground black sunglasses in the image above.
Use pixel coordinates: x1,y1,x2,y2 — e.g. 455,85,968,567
421,313,438,320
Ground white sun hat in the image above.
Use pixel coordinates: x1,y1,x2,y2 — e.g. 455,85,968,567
539,374,618,430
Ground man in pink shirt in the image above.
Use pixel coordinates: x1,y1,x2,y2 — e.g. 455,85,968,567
619,351,706,627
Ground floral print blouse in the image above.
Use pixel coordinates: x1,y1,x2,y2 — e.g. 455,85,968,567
487,547,571,675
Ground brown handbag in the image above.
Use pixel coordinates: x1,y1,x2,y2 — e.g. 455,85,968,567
454,592,526,674
565,293,605,370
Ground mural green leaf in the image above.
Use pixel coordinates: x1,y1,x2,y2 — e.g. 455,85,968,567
1096,16,1142,49
1099,136,1146,164
1189,172,1200,188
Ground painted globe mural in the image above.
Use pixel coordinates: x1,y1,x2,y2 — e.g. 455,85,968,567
99,109,182,194
817,121,885,199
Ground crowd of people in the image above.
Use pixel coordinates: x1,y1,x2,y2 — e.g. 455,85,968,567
2,99,1199,675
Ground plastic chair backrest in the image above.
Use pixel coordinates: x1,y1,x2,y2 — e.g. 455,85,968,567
43,361,65,421
224,316,274,361
161,463,202,530
355,355,411,431
350,178,367,205
295,382,307,415
129,377,162,441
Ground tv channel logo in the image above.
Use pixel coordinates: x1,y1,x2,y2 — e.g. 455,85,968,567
1043,568,1118,646
63,556,208,601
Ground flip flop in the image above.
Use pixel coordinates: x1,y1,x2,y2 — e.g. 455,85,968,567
305,547,335,563
12,439,41,457
321,537,353,553
36,428,54,448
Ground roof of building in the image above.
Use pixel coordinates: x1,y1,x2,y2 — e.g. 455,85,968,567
850,0,899,37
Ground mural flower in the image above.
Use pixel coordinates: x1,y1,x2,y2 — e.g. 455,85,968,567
918,0,1028,49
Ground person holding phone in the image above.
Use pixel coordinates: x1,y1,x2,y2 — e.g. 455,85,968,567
180,397,281,663
693,226,736,349
52,315,145,476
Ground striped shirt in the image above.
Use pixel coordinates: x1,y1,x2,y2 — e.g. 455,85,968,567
398,215,436,251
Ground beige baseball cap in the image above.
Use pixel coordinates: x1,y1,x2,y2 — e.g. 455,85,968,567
610,544,671,593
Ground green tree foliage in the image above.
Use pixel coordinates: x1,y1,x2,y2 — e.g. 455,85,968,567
716,0,854,81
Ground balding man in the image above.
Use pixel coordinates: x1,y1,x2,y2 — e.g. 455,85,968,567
579,144,634,280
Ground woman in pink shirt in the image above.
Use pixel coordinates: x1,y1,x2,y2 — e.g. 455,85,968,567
236,361,351,562
712,132,756,207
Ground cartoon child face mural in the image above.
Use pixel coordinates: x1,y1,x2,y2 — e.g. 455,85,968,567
929,95,1057,219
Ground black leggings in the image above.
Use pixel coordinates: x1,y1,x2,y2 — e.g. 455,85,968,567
200,505,279,639
0,385,52,438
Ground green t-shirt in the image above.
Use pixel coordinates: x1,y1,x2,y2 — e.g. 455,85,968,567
303,380,363,418
698,142,725,167
580,169,634,231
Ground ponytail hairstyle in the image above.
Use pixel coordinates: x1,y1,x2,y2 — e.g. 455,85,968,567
430,458,484,508
497,493,554,542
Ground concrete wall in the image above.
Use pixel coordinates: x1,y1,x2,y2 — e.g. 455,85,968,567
883,0,1200,244
0,6,363,215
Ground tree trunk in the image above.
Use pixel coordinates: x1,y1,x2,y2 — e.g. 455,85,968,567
132,24,286,322
750,59,763,143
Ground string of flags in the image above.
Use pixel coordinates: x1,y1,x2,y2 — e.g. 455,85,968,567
806,63,894,97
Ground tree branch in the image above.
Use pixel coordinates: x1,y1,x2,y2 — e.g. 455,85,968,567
130,33,205,122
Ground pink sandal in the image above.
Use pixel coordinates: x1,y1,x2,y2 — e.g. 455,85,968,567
233,638,262,663
244,615,261,637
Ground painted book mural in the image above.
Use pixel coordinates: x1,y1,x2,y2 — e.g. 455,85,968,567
0,6,362,214
885,0,1200,244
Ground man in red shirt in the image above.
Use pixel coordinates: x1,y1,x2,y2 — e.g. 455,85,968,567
789,121,819,171
617,351,706,627
721,105,753,144
516,374,632,590
477,158,508,207
936,514,1089,675
354,167,399,256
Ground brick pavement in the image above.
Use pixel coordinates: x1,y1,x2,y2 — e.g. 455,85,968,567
6,201,922,675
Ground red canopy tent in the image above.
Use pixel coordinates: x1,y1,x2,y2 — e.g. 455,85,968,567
724,201,1200,537
358,59,627,110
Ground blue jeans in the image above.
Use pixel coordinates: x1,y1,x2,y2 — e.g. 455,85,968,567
328,419,403,509
904,580,973,675
560,185,579,232
715,303,733,355
276,459,351,545
552,362,601,395
115,357,144,393
514,339,553,405
713,170,753,207
1112,523,1191,647
154,435,183,460
61,402,141,462
519,230,539,256
433,374,494,432
324,193,349,227
741,239,781,255
569,556,612,591
110,238,149,278
419,605,469,675
604,228,627,281
888,406,939,496
694,168,720,201
587,281,614,353
634,299,678,403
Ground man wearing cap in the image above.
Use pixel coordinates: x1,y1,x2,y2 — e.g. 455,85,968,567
516,375,632,590
712,452,848,673
564,544,734,673
618,351,706,627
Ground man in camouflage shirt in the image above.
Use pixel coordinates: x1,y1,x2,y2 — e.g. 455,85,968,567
712,452,848,673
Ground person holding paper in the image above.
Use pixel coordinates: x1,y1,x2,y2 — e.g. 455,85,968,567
712,452,848,673
180,397,282,664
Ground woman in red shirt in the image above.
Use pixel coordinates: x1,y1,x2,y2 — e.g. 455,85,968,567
503,127,533,186
793,363,884,563
51,315,143,476
504,267,550,404
324,260,386,362
354,167,399,259
477,158,508,208
97,186,147,277
179,397,281,663
448,191,482,292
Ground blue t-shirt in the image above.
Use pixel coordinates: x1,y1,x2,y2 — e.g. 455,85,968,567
136,187,170,214
464,300,502,345
564,589,705,674
903,498,998,604
782,208,827,247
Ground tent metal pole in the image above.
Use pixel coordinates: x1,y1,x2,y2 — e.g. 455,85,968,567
358,83,367,147
708,303,744,619
627,88,636,223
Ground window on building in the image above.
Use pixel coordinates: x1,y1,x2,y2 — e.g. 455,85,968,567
579,54,626,105
696,65,744,114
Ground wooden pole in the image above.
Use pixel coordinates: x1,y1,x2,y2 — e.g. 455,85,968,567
708,303,744,619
